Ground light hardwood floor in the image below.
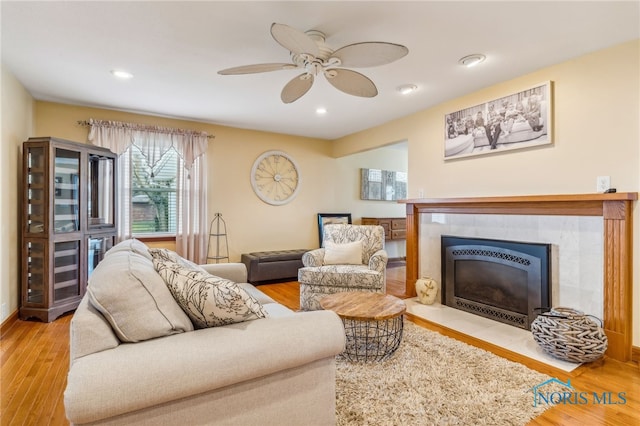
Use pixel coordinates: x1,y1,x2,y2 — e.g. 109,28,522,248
2,263,638,425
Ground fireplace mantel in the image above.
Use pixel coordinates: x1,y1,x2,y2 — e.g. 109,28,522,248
400,192,637,362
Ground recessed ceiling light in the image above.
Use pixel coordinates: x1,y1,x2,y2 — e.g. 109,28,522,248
397,84,418,95
458,54,486,68
110,69,134,79
316,107,327,115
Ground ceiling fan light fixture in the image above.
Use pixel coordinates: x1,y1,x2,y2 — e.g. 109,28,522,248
397,84,418,95
458,54,486,68
316,107,327,115
220,23,409,103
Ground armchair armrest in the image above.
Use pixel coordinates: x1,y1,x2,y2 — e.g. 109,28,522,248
302,248,325,267
199,262,248,283
369,249,388,273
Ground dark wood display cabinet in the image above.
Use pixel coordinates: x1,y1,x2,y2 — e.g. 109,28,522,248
21,137,117,322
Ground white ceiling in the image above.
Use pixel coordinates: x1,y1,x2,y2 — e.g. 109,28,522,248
2,1,638,140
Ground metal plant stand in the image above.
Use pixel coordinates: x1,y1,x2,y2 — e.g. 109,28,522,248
207,213,229,263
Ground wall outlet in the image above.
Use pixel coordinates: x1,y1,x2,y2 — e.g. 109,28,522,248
1,303,7,320
596,176,610,193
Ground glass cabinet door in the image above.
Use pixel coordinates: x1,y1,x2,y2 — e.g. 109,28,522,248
54,149,80,233
26,146,46,234
87,236,113,278
53,240,80,302
88,154,115,228
25,240,46,304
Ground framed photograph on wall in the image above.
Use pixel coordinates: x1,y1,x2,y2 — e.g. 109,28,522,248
317,213,352,246
444,81,552,160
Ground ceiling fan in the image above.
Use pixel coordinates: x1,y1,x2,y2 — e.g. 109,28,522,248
218,23,409,103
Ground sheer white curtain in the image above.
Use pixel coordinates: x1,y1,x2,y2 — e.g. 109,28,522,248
87,119,209,263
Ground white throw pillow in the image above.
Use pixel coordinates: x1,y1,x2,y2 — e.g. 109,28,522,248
153,258,268,329
323,240,363,265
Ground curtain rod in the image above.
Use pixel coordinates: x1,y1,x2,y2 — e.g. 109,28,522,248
76,120,215,139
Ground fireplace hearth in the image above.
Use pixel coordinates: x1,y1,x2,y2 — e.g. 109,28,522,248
441,236,551,329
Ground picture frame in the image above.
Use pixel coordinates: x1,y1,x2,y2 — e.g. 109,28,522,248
444,81,552,160
317,213,352,246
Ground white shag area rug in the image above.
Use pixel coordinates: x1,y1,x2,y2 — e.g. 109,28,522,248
335,320,557,426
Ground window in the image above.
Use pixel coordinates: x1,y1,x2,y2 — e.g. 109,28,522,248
129,145,178,235
87,119,209,262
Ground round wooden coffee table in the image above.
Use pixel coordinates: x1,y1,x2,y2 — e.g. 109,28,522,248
320,291,406,362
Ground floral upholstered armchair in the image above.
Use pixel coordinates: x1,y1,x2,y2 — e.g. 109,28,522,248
298,224,388,311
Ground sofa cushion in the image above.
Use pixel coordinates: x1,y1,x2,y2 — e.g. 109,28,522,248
298,265,384,289
87,251,194,343
104,238,153,261
237,283,277,305
70,296,120,360
153,258,268,328
262,303,295,318
323,240,363,265
200,263,248,284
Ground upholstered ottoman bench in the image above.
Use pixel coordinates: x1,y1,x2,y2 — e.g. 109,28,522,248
241,249,308,284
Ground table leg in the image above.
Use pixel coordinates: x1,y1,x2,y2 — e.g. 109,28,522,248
340,315,404,362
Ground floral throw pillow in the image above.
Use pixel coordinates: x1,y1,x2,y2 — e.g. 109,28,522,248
152,258,268,328
148,248,206,273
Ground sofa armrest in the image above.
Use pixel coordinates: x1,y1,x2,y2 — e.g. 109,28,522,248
65,311,345,424
199,262,248,283
302,248,325,267
369,249,388,273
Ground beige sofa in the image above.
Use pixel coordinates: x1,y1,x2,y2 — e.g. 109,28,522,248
64,240,345,425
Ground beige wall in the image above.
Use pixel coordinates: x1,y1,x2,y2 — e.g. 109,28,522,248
2,88,405,324
33,102,339,260
336,40,639,198
335,144,408,257
1,64,35,322
2,40,638,346
334,39,640,345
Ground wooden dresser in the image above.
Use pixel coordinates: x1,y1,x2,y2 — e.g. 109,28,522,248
361,217,406,240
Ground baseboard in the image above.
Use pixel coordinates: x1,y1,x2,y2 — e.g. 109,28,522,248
632,346,640,363
0,309,19,338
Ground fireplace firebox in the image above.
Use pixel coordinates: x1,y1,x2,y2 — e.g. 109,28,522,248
441,236,551,329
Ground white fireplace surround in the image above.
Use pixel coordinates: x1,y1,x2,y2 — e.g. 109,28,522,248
420,213,604,320
401,193,636,362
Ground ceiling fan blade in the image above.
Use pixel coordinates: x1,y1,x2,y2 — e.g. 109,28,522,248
331,42,409,68
270,23,320,57
325,68,378,98
218,63,296,75
281,73,314,103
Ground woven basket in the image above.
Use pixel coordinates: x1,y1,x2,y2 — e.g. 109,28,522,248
530,307,608,363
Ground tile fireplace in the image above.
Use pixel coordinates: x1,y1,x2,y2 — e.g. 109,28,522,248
401,193,636,362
